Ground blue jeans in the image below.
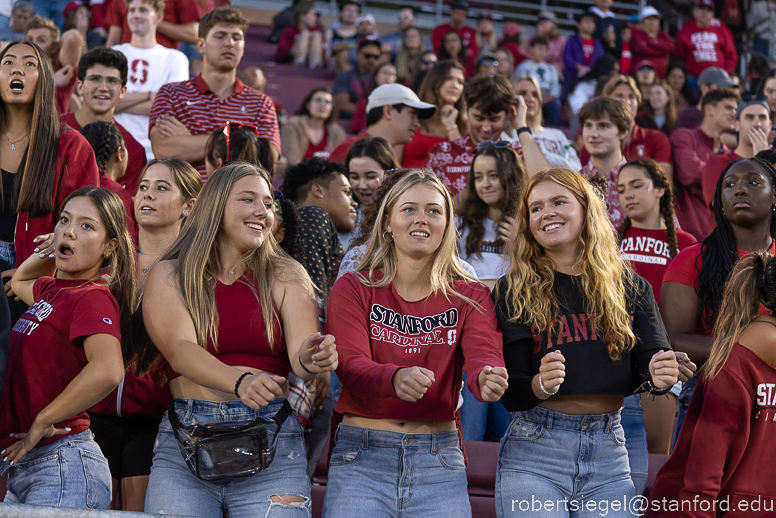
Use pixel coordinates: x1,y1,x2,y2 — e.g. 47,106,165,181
460,373,511,441
1,430,112,508
620,395,648,496
671,374,698,451
496,407,635,518
32,0,70,29
144,397,311,517
322,424,471,517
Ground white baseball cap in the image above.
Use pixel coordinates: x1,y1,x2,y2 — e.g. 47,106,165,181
639,6,661,20
366,84,437,119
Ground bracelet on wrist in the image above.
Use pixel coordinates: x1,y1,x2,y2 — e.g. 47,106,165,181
233,371,252,397
538,374,555,396
299,355,316,375
446,124,458,132
516,126,533,137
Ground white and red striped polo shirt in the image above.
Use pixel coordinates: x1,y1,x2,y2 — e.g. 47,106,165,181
149,75,280,180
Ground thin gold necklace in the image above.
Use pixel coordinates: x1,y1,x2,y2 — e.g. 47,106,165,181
3,131,29,151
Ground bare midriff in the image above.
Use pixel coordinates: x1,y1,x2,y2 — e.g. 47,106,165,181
343,414,456,433
539,394,625,415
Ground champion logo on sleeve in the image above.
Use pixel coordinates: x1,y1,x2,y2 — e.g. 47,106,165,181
103,318,113,325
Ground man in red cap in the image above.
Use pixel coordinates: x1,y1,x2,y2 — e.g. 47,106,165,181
675,0,737,78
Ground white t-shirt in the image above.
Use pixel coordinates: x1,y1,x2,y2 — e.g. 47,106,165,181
111,43,189,159
501,126,582,172
456,217,509,281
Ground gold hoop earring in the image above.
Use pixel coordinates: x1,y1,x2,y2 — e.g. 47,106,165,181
382,231,393,242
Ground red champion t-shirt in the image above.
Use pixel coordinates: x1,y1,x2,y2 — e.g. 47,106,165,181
582,37,595,64
662,241,776,335
0,278,121,450
620,226,697,304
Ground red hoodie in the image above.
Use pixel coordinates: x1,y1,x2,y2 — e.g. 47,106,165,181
674,18,737,77
14,129,100,268
648,344,776,517
630,27,675,78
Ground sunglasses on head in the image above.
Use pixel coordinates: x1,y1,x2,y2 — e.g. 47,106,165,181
480,59,499,67
223,121,259,163
475,140,511,149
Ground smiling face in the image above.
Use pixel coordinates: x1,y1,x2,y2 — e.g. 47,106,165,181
617,165,664,224
318,173,358,232
438,68,465,106
385,183,447,260
135,163,191,230
55,196,117,280
706,97,738,133
720,161,776,229
199,22,245,73
473,155,505,208
219,175,274,255
528,181,585,260
0,43,39,106
347,156,385,207
468,106,507,143
79,63,126,116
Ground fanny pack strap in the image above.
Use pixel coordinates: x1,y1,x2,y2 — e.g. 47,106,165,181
168,398,294,432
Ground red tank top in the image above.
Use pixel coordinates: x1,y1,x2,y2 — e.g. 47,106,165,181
163,272,290,381
304,129,330,160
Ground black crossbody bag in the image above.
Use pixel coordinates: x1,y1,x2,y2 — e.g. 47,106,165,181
168,399,294,482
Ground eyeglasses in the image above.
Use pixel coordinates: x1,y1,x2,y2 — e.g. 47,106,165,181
362,53,381,60
223,121,259,163
479,59,499,67
85,74,122,87
476,140,511,149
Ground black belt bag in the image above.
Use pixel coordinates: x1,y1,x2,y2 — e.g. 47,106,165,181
168,399,293,482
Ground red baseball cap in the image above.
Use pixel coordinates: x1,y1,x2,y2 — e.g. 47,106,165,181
695,0,715,10
62,0,90,19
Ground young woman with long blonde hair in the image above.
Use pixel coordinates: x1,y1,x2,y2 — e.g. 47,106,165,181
323,169,507,517
135,162,338,517
494,168,693,517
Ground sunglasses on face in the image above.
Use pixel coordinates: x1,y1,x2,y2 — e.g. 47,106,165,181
223,121,259,163
476,140,511,149
362,53,381,60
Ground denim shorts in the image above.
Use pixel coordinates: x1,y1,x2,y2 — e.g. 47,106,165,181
1,430,112,509
144,397,311,517
0,241,15,272
496,406,636,518
322,424,471,518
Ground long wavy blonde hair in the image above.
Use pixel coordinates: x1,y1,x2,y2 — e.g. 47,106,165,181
161,161,313,349
503,168,635,360
706,251,776,381
355,169,476,302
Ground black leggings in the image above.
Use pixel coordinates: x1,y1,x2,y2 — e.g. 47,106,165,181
88,412,161,479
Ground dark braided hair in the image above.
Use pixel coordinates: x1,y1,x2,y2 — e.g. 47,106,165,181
617,158,681,258
349,169,411,250
205,124,276,176
459,145,524,260
273,197,305,265
698,156,776,329
79,121,125,178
